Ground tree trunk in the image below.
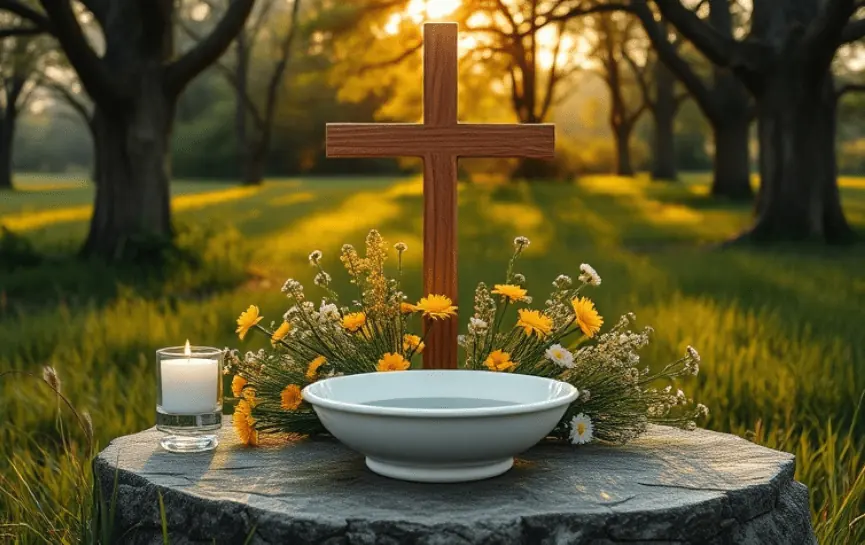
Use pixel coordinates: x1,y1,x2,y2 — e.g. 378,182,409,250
614,125,635,176
0,112,14,191
513,157,557,180
242,139,266,186
710,116,752,200
83,85,174,260
651,63,678,181
742,70,853,243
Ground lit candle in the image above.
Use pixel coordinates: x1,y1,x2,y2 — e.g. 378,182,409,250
159,340,219,414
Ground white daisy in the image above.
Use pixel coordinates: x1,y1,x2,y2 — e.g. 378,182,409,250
569,413,594,445
544,344,575,368
578,263,602,286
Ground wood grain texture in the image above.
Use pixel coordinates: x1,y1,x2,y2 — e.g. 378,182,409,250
324,23,557,370
326,124,556,158
422,153,458,369
424,23,458,127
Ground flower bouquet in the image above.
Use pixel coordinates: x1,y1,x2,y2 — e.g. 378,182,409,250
227,230,707,447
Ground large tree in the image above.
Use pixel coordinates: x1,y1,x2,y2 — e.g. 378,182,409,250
631,0,753,199
648,0,864,241
1,0,254,259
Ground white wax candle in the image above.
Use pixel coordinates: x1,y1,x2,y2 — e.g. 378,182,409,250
160,357,219,414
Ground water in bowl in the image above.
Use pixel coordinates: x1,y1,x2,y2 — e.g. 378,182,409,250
363,397,518,409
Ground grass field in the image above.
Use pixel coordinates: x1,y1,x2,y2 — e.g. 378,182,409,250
1,172,864,542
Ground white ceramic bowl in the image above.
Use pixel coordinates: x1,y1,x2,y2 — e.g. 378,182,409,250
302,370,578,483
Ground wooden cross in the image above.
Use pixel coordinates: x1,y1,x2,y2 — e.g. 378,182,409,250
326,23,555,370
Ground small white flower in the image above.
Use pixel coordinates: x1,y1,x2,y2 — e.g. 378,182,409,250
580,389,591,402
578,263,602,286
696,403,709,417
394,242,407,252
319,302,340,322
468,317,488,333
314,271,331,287
514,236,530,248
282,278,302,293
309,250,323,265
553,274,572,288
544,344,575,368
569,413,594,445
686,346,701,362
512,273,526,284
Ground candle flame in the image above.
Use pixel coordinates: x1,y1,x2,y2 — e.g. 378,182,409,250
184,340,191,357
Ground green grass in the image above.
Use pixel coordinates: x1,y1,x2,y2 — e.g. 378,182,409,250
1,173,864,542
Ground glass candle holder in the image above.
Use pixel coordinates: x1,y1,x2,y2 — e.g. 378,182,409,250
156,344,223,453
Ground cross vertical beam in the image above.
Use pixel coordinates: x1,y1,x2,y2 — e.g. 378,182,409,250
325,22,556,371
422,24,458,370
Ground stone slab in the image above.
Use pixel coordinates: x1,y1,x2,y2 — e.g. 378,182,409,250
95,416,816,544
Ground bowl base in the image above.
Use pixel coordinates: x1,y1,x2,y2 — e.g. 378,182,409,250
366,457,513,483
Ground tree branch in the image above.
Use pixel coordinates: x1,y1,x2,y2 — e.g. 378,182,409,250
40,77,92,124
539,19,566,120
840,17,865,43
0,0,51,30
356,40,421,74
804,0,856,73
261,0,301,129
39,0,124,105
632,1,717,118
166,0,255,96
538,2,631,27
648,0,758,73
622,43,653,110
0,25,45,38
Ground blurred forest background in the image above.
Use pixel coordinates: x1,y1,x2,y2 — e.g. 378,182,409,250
1,0,864,543
3,0,865,186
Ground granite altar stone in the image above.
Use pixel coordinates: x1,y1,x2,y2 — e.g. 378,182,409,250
94,416,816,544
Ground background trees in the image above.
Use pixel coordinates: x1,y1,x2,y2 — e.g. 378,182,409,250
1,0,865,246
0,0,254,259
650,0,865,241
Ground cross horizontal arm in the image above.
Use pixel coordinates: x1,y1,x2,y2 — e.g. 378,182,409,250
326,124,555,158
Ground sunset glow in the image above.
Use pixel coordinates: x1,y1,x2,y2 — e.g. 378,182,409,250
406,0,461,20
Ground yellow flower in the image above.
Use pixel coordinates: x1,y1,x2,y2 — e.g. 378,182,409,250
236,305,263,340
342,312,367,333
572,297,604,338
400,302,418,314
271,321,291,344
516,309,553,338
414,295,457,320
403,334,425,354
306,356,327,380
280,384,303,410
484,349,516,372
231,375,247,398
233,399,259,447
377,352,410,372
491,284,527,302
